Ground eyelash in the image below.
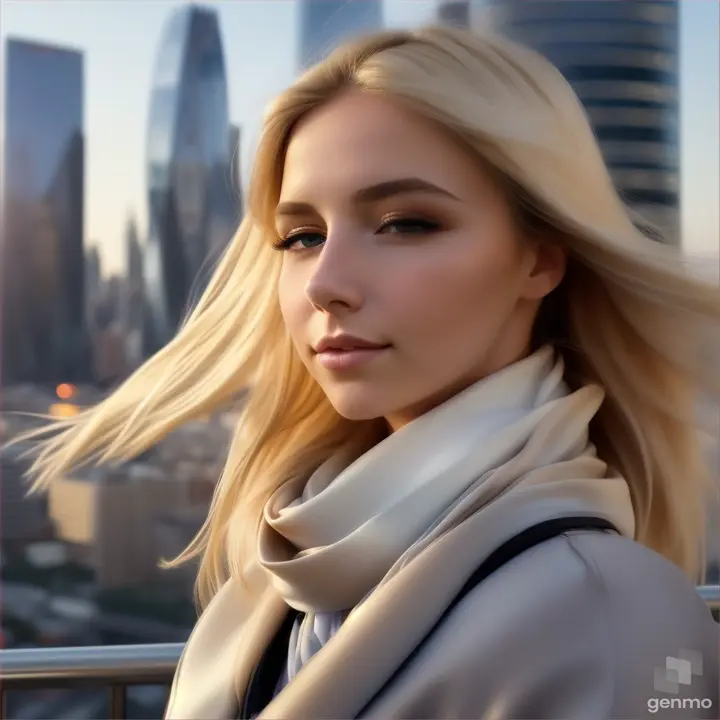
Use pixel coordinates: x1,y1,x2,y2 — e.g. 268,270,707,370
272,216,442,252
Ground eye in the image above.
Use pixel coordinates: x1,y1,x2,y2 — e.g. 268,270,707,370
273,231,326,252
378,217,441,235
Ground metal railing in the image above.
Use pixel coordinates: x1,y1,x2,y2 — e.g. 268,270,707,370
0,643,182,719
1,586,719,720
698,583,720,618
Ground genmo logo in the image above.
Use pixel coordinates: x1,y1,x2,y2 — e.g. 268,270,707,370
648,650,713,714
647,697,713,714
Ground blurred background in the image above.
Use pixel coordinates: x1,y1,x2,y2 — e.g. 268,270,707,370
0,1,718,718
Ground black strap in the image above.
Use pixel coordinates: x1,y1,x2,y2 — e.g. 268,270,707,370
240,516,617,719
446,515,617,617
357,515,618,716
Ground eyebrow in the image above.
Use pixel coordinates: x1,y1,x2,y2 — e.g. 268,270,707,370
275,177,460,218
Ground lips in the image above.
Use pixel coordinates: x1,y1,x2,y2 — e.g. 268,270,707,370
314,345,390,371
320,343,389,352
314,335,389,354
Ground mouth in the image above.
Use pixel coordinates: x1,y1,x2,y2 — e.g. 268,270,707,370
315,344,391,371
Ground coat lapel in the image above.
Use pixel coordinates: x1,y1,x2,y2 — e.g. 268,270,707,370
165,582,287,720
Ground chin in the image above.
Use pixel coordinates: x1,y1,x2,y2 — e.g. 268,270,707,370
323,385,393,422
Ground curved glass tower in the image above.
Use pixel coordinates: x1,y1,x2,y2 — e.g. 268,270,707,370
481,0,680,243
145,5,237,351
299,0,383,69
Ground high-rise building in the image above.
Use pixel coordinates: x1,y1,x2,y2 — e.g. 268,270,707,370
438,0,471,27
85,245,103,330
229,124,243,218
144,5,237,352
122,216,146,369
481,0,680,243
1,38,91,385
299,0,383,70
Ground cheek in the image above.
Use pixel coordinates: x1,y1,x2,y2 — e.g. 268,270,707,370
390,238,524,344
278,264,310,347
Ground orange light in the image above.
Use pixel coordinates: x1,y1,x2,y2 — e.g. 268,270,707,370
56,383,77,400
49,403,80,418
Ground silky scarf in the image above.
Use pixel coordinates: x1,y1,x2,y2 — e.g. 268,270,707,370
257,346,636,681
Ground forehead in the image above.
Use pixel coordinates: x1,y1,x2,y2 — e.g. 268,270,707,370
279,91,490,202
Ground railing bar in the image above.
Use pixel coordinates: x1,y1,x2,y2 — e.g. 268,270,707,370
110,683,127,720
0,642,184,685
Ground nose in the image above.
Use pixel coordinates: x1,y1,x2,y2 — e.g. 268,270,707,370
304,232,364,314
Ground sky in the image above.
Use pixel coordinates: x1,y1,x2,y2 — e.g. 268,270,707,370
1,0,718,275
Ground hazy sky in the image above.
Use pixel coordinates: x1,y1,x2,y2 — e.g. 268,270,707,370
1,0,718,274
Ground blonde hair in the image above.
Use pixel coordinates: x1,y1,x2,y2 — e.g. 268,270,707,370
16,26,720,608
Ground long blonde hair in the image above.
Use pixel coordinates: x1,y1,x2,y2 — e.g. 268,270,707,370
17,26,720,608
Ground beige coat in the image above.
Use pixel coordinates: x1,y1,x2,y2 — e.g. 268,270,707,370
165,514,719,720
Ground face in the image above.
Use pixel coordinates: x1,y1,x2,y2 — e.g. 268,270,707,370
276,91,565,430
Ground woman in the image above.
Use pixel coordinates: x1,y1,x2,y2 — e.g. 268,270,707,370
21,26,719,719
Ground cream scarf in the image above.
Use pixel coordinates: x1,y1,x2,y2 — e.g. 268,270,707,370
257,346,635,680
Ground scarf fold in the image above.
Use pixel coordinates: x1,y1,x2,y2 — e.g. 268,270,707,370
257,346,635,685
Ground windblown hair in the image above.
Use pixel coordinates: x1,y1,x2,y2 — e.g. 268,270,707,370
16,26,720,608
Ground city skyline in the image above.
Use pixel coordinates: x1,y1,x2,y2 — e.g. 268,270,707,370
1,0,718,276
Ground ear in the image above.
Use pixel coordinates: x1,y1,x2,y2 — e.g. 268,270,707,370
521,240,567,300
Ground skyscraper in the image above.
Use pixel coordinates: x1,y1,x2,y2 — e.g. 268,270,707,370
122,216,145,369
1,38,90,386
228,124,243,219
299,0,383,70
482,0,680,243
85,245,102,330
144,5,237,352
438,0,471,27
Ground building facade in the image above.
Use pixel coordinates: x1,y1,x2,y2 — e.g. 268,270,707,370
481,0,680,243
2,39,91,385
1,443,55,550
144,5,238,352
299,0,383,69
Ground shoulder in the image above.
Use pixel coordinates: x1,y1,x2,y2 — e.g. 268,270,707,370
561,532,718,717
367,531,719,720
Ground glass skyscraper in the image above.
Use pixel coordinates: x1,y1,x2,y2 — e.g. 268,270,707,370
1,38,90,385
144,5,238,352
299,0,383,69
483,0,680,243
